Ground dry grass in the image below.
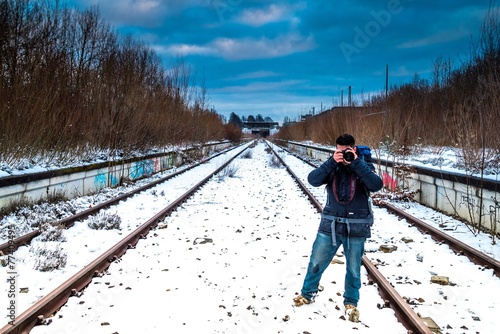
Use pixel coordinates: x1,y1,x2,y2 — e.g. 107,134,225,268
87,212,122,230
32,244,68,272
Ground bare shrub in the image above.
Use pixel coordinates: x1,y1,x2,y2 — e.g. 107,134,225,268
268,155,282,168
45,189,68,204
224,123,243,142
32,244,67,271
241,150,253,159
0,196,35,217
218,163,239,181
275,107,383,148
0,220,31,240
37,223,66,242
87,212,121,230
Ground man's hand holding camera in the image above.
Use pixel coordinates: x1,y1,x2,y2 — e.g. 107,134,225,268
334,147,357,165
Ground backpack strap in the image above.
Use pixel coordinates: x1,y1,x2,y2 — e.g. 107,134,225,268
332,173,356,204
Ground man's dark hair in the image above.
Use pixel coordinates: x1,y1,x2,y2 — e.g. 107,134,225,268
336,134,355,146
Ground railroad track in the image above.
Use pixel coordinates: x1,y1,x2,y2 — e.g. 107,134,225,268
272,141,500,276
267,142,432,334
379,202,500,278
0,143,247,256
2,140,498,333
270,140,500,333
0,142,252,334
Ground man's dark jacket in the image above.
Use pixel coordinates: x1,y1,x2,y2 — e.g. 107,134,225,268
307,152,383,238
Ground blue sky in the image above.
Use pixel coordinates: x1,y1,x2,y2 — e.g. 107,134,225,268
66,0,492,124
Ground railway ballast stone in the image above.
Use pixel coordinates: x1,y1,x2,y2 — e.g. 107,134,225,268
379,244,398,253
430,275,450,285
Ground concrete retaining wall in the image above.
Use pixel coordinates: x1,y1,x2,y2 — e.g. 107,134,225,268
281,141,500,233
0,142,231,209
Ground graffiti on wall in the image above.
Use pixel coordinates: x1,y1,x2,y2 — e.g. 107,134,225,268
165,154,174,169
382,171,397,191
94,171,107,190
460,194,477,208
109,174,119,187
154,158,161,173
130,160,155,180
93,157,173,191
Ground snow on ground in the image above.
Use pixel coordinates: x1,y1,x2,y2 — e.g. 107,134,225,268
1,144,249,315
2,140,500,333
25,141,404,334
6,141,492,334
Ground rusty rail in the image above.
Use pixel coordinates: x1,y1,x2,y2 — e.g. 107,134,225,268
0,144,250,334
267,141,432,334
380,201,500,278
272,140,500,277
0,144,244,255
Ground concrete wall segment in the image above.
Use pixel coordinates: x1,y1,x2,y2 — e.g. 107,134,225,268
0,142,231,209
277,140,499,233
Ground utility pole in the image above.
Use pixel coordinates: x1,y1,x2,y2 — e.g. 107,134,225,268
348,86,352,107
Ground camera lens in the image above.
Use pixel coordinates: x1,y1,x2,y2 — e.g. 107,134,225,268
343,150,355,162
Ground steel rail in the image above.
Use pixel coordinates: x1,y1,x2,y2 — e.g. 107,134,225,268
380,201,500,278
0,144,244,255
266,141,432,334
273,140,500,277
0,143,251,334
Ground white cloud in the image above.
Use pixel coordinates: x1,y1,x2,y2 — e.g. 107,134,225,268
237,4,289,27
227,71,283,80
235,2,307,27
102,0,162,15
212,79,306,93
166,33,316,60
390,65,412,77
80,0,208,14
162,43,215,56
79,0,188,28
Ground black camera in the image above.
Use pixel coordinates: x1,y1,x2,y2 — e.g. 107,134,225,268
342,149,355,162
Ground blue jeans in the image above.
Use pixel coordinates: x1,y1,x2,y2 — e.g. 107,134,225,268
300,232,365,306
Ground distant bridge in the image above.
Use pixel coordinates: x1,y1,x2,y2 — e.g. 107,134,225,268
243,121,279,137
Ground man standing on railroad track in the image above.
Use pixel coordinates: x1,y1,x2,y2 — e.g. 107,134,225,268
293,133,383,322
